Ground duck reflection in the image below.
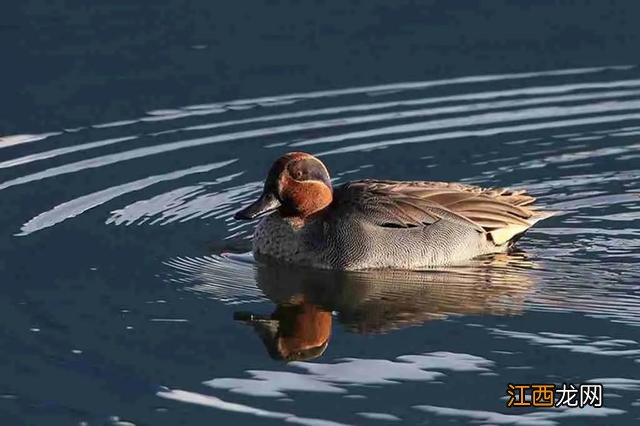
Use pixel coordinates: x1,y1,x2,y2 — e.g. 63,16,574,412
234,303,332,361
234,254,535,361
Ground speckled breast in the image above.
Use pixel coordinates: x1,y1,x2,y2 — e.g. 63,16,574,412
252,214,328,268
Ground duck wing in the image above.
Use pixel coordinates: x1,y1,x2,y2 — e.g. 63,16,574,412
332,180,551,245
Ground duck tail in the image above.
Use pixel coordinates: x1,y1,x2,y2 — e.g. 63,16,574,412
489,209,556,247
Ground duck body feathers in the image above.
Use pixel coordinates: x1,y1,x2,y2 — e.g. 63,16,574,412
252,179,552,270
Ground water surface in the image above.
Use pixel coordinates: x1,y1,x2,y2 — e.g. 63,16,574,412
2,2,640,425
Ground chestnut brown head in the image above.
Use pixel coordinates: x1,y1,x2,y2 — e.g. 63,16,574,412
234,152,333,220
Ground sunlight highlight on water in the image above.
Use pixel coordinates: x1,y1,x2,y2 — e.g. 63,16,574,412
3,64,640,425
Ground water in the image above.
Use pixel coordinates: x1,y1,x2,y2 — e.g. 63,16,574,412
2,2,640,425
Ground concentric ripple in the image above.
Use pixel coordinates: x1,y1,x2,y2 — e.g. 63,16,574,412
3,64,640,425
0,65,636,239
3,63,639,324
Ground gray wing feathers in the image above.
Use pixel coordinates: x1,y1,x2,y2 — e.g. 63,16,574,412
333,180,551,243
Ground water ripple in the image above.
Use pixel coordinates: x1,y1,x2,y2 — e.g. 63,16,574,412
18,160,236,235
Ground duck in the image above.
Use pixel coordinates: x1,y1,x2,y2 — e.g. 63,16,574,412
234,152,552,270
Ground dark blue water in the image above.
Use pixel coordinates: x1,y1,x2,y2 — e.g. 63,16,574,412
2,2,640,425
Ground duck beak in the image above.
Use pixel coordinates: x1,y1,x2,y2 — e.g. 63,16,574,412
234,192,281,220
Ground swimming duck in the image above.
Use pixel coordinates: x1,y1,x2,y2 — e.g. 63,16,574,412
234,152,552,270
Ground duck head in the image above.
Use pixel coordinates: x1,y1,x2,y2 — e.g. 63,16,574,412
234,152,333,220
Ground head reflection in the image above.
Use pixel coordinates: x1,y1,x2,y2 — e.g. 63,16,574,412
235,303,331,362
235,253,536,361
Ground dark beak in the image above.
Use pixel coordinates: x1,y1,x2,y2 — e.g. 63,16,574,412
234,192,281,220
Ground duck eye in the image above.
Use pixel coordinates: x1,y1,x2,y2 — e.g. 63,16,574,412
294,170,303,180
